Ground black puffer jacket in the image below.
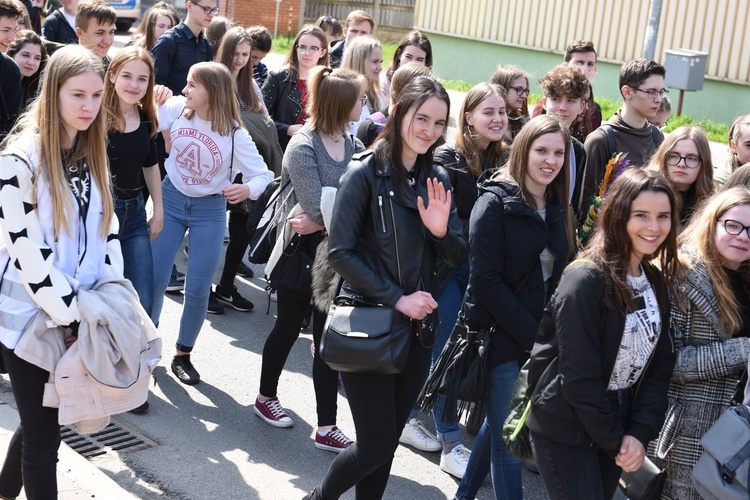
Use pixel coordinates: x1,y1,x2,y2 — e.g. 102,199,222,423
526,260,675,458
462,177,570,365
328,151,468,307
262,68,302,152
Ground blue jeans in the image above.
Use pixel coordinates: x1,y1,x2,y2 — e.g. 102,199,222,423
455,360,522,500
151,178,226,352
115,194,154,316
432,260,469,443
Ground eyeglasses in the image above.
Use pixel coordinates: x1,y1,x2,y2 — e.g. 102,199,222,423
719,219,750,238
190,1,219,14
665,152,701,169
509,86,530,97
297,45,322,53
359,96,368,106
633,88,669,100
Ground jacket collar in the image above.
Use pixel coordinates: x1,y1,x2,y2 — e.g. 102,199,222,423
478,177,567,223
679,251,723,333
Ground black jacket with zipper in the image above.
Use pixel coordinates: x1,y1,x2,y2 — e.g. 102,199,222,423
261,68,302,152
462,177,570,365
526,260,675,458
328,151,468,309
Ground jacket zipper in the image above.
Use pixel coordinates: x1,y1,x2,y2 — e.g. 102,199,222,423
378,196,386,234
389,197,402,283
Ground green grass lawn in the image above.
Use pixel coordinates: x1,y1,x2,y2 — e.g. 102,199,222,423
271,36,729,143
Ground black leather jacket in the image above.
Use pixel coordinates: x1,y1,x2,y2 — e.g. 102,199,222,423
328,151,468,307
261,68,302,152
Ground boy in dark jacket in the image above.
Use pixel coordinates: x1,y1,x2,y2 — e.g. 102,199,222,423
41,0,78,45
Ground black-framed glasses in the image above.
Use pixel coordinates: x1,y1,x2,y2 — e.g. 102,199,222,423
633,88,669,100
719,219,750,238
665,152,701,169
190,1,219,15
509,86,530,97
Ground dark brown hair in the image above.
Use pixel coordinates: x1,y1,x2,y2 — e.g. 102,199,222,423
581,168,680,310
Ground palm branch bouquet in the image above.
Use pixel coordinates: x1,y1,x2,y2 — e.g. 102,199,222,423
577,152,630,249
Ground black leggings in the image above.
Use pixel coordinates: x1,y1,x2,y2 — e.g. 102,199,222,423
219,211,250,289
0,346,61,500
259,287,338,427
316,337,433,499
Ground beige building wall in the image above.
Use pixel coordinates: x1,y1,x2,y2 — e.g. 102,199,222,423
416,0,750,84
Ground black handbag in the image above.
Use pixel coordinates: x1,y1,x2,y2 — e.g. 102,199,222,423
319,294,413,374
226,130,253,215
267,232,313,298
618,457,667,500
418,314,491,422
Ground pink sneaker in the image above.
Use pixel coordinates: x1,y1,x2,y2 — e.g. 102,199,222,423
315,426,353,453
253,397,293,428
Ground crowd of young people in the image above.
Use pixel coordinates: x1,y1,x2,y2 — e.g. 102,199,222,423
0,1,749,499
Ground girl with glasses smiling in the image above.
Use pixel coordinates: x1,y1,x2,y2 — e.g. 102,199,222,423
262,25,329,152
647,187,750,500
648,126,714,226
490,65,531,144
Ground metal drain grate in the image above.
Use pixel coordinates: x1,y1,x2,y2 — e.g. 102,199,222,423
61,417,158,459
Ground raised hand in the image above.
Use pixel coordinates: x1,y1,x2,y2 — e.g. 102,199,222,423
417,177,451,239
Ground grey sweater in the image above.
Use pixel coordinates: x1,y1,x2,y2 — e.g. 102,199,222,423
280,125,364,227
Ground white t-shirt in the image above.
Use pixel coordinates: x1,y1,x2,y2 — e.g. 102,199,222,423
63,11,76,30
608,269,661,390
158,96,273,198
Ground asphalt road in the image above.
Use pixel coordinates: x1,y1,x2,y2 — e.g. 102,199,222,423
87,249,557,500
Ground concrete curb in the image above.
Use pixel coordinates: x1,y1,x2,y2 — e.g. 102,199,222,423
0,395,135,499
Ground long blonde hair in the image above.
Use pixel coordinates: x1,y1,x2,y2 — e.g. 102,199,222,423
6,45,112,239
342,36,383,111
679,187,750,334
185,62,243,136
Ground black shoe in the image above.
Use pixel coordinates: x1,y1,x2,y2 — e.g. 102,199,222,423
129,400,150,414
301,302,313,330
215,285,254,311
171,355,200,385
237,262,254,278
173,265,185,282
207,291,225,314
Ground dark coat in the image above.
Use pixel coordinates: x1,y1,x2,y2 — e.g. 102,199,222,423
526,260,676,458
262,68,302,152
570,137,587,216
329,40,345,69
41,9,78,45
462,178,570,365
431,144,501,295
328,151,468,308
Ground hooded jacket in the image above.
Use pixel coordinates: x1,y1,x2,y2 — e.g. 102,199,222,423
577,109,663,224
462,176,570,365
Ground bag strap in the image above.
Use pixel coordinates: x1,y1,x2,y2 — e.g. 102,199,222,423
228,128,237,183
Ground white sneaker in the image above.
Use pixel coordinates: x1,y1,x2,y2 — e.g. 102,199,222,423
399,418,441,452
440,444,471,479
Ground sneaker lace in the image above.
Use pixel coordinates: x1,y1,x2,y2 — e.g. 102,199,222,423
328,428,352,445
265,399,287,419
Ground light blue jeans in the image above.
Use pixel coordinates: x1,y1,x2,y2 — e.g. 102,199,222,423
455,360,522,500
151,177,226,352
